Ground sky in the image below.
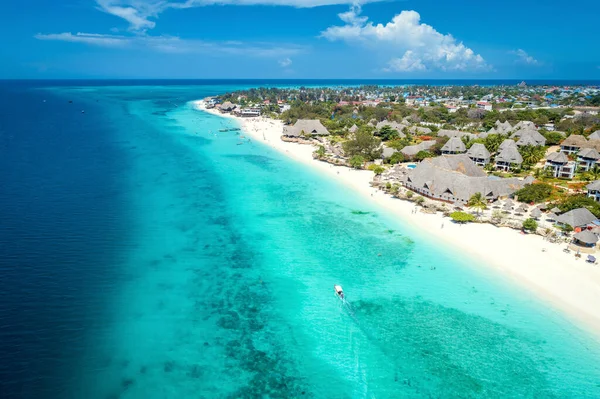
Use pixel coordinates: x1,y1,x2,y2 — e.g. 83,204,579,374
1,0,599,79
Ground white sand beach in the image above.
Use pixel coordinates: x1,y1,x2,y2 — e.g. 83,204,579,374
193,100,600,336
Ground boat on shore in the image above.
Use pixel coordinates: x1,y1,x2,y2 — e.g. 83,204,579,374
334,285,344,301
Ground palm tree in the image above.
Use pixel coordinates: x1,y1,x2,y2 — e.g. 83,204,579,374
519,145,539,169
467,192,487,215
589,165,600,181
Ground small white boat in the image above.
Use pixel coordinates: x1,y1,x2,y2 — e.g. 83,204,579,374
334,285,344,301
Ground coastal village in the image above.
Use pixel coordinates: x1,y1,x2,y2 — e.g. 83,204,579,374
204,84,600,259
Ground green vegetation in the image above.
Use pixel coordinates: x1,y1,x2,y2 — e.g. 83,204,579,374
406,191,414,199
555,194,600,218
314,145,326,159
450,211,475,223
522,218,538,232
385,151,406,165
518,145,547,169
414,150,434,161
514,183,553,203
377,125,400,141
368,164,386,175
543,131,564,145
414,196,425,205
349,155,365,169
342,128,382,161
467,193,487,214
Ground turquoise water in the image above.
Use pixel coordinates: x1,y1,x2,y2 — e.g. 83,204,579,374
3,83,600,398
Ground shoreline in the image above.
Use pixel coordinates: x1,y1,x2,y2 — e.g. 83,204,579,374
192,100,600,337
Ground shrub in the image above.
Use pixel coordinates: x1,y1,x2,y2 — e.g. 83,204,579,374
557,194,600,218
406,191,414,199
349,155,365,169
386,151,406,165
450,211,475,223
414,150,434,161
522,218,538,232
415,196,425,205
514,183,553,203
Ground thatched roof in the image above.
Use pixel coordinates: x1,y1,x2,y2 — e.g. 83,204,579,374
404,155,529,203
578,148,600,160
401,140,436,157
441,137,467,153
574,230,599,245
496,146,523,164
546,152,569,163
284,119,330,137
531,208,542,218
586,180,600,191
561,135,588,148
467,143,490,160
499,139,518,151
589,130,600,140
556,208,598,228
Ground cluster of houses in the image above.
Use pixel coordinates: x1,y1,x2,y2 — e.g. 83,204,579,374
396,154,534,204
206,97,292,117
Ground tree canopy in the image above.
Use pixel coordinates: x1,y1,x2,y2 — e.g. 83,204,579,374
342,128,383,161
450,211,475,223
522,218,538,232
514,183,553,203
556,194,600,218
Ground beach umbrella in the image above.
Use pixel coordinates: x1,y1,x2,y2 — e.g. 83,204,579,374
551,207,561,214
516,205,528,213
547,212,557,220
502,203,512,212
538,203,548,210
531,208,542,218
504,199,514,206
587,255,596,263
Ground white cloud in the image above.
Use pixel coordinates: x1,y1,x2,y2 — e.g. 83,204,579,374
278,57,292,67
511,49,539,65
34,31,306,58
321,9,489,73
34,32,129,47
96,0,385,31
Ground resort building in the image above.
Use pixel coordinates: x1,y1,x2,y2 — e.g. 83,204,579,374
487,120,512,135
589,130,600,140
560,135,588,154
512,129,546,146
438,129,477,140
239,107,261,117
577,148,600,171
376,121,407,137
513,121,536,131
476,101,493,111
495,146,523,171
400,141,436,158
402,155,531,203
466,143,491,166
441,137,467,154
555,208,598,229
545,152,576,179
283,119,330,137
219,101,237,113
409,126,433,135
586,180,600,202
381,146,398,160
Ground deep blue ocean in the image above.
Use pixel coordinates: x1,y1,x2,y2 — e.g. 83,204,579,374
1,80,600,399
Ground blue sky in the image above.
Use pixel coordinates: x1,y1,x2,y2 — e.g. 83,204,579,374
1,0,599,79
